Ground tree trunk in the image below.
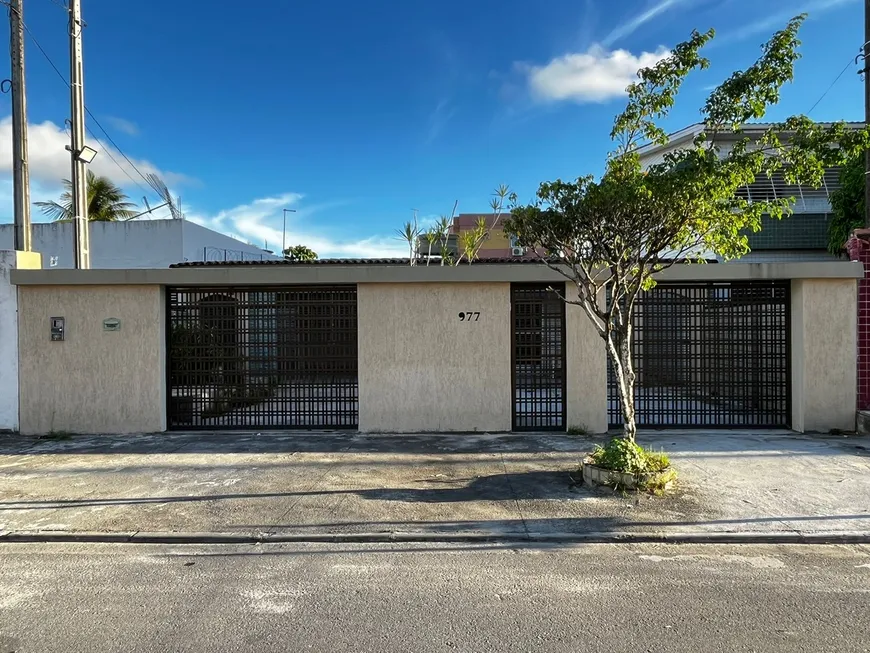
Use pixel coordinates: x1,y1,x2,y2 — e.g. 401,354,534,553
606,330,637,442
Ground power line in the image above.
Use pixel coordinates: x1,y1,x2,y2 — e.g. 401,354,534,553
82,106,154,193
807,57,854,116
20,19,156,198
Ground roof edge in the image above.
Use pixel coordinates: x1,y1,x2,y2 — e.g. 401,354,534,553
636,121,866,158
10,260,862,286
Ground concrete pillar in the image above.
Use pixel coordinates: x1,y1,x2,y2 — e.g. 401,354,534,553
357,282,513,433
0,250,41,432
565,289,608,434
791,278,858,433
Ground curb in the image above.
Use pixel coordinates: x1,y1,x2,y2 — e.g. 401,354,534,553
2,530,870,545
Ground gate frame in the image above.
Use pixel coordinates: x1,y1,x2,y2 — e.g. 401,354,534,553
510,282,568,432
165,284,359,431
607,279,792,430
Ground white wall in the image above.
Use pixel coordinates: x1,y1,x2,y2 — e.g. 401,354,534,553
0,220,279,269
0,221,184,268
0,250,41,431
0,252,18,430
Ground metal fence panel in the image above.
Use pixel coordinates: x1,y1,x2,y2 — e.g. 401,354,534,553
511,284,566,431
167,285,358,429
607,281,790,428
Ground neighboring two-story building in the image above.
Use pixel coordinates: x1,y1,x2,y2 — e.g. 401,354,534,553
636,122,862,263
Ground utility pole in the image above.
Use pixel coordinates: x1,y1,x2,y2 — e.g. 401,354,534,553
68,0,89,268
10,0,31,252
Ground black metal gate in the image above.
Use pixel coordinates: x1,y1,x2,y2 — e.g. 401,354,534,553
607,281,790,428
167,286,358,430
511,284,566,431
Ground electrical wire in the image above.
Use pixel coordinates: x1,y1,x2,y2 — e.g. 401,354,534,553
84,111,155,196
20,19,156,199
807,58,854,116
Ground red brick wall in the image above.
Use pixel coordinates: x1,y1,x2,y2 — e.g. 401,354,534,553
847,236,870,409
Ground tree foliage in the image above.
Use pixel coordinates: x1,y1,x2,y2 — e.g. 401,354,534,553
828,153,865,256
36,170,137,222
505,15,870,440
283,244,318,261
395,213,422,265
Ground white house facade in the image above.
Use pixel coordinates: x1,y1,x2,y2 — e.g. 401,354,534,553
0,219,280,269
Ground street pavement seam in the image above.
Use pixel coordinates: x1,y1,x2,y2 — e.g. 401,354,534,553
2,529,870,545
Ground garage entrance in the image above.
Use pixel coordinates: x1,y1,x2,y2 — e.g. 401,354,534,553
607,281,790,428
511,284,566,431
167,285,358,429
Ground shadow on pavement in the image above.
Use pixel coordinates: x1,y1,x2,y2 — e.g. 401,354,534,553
0,470,581,510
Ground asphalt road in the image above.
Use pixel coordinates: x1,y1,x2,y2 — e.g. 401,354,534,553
1,542,869,652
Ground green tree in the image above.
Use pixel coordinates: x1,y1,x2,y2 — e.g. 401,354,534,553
506,15,870,442
283,244,318,261
36,170,137,222
828,153,864,256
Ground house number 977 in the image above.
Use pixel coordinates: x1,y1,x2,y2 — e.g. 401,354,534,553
458,312,480,322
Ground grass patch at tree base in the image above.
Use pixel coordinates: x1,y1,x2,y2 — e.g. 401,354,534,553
582,437,677,494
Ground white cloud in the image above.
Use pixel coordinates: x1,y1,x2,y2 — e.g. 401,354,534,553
521,45,670,103
104,116,139,136
0,116,193,189
602,0,690,46
187,194,408,259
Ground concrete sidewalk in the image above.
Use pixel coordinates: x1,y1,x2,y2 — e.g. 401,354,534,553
0,431,869,542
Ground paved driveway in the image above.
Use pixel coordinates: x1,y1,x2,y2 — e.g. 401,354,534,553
0,431,868,537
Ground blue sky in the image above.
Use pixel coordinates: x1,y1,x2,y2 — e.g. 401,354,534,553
0,0,863,256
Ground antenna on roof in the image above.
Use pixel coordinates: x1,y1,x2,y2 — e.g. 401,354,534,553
144,173,185,220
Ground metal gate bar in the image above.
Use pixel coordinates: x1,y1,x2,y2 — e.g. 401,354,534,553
607,281,790,428
167,285,358,430
511,284,566,431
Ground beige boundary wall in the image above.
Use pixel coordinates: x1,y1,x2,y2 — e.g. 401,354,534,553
565,300,608,433
17,285,165,435
10,260,863,435
791,279,858,432
358,283,513,432
356,283,608,433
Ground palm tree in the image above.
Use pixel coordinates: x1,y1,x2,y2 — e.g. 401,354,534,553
36,170,137,222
